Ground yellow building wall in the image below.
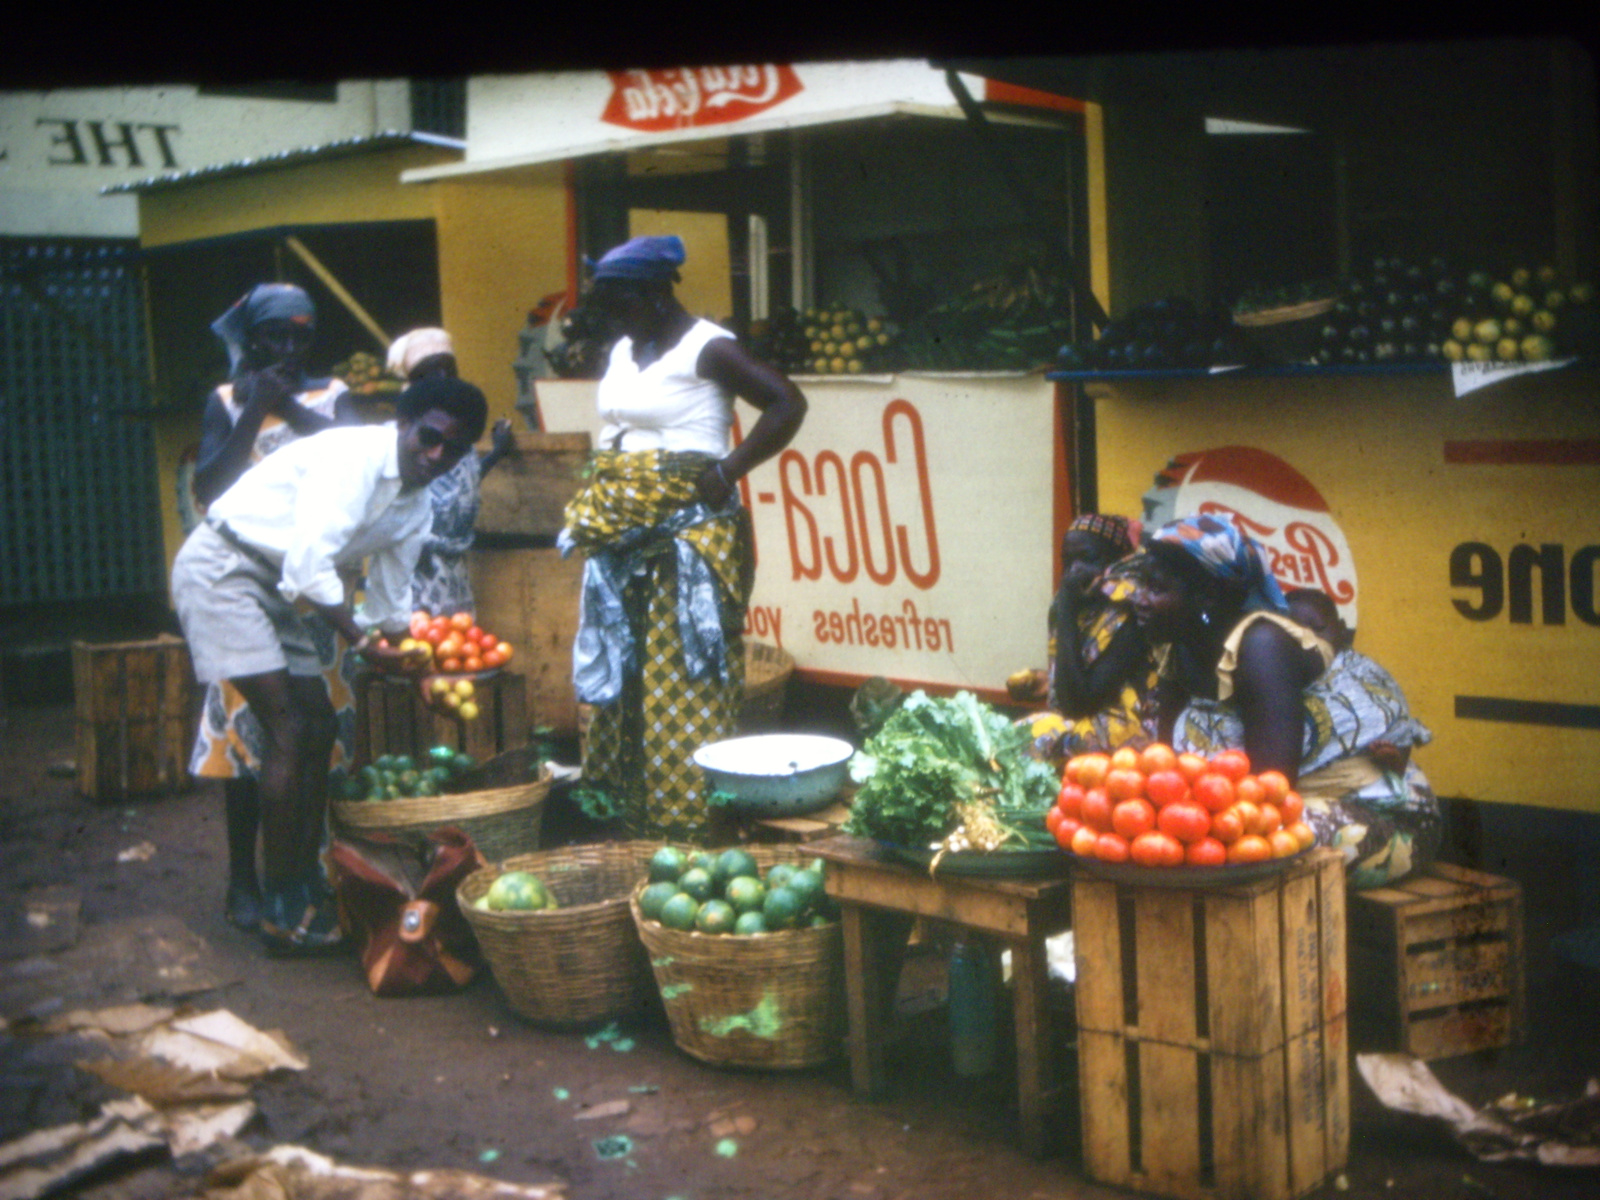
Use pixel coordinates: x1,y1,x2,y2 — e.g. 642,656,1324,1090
433,167,570,421
628,208,733,324
1089,366,1600,812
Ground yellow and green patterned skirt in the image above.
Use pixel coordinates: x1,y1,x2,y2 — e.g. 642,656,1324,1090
564,450,752,843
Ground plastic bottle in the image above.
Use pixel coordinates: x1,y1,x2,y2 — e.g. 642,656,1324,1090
948,935,998,1077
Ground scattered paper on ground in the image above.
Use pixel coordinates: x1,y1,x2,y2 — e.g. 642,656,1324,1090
0,1097,165,1200
0,1006,306,1200
200,1144,566,1198
117,842,157,864
1357,1053,1600,1166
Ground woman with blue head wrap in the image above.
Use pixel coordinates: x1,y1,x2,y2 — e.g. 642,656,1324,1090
560,234,808,842
1134,515,1441,887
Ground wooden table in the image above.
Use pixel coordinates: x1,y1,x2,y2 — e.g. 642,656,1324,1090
811,834,1073,1158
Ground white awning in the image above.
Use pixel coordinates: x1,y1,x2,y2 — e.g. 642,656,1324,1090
400,63,1068,184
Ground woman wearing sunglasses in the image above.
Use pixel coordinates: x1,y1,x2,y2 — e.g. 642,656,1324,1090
171,376,488,956
186,284,366,936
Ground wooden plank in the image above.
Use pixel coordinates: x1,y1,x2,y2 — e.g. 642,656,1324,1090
1139,1041,1204,1200
470,546,584,734
1284,1022,1346,1198
1134,888,1198,1045
840,906,887,1095
1009,930,1053,1157
822,866,1037,937
1077,1030,1132,1190
1278,865,1322,1043
1404,939,1515,1009
1317,851,1348,1024
1205,882,1283,1056
123,646,160,792
1406,1002,1515,1060
158,641,192,789
496,670,528,754
85,649,126,799
1071,878,1125,1035
1397,903,1515,946
473,431,592,538
1216,1048,1290,1200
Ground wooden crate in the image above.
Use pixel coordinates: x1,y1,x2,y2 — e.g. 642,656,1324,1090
1072,850,1348,1200
71,635,194,800
473,431,592,538
1349,861,1525,1059
470,547,584,735
354,671,528,767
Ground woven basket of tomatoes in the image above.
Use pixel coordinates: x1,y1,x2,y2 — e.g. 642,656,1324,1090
1047,744,1317,885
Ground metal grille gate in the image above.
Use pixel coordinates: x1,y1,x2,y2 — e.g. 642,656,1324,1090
0,238,165,605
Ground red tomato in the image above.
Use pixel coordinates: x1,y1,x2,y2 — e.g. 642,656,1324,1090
1109,746,1141,773
1232,799,1262,835
1175,752,1210,784
1268,829,1301,859
1192,773,1236,813
426,621,450,646
465,625,485,645
1185,836,1228,867
1137,743,1178,775
1080,787,1114,832
1111,797,1157,841
1105,768,1146,802
1281,790,1304,825
481,648,505,670
1234,775,1265,807
1226,834,1273,864
1210,807,1245,844
1286,821,1317,851
1128,831,1170,868
1053,816,1083,851
450,612,473,632
1211,749,1252,782
1056,782,1087,821
1070,824,1100,857
1157,800,1212,845
1255,802,1283,835
1074,753,1112,790
1257,770,1292,806
1063,755,1084,785
1045,807,1065,836
439,656,463,674
1094,832,1131,864
494,641,514,663
1144,769,1190,809
463,655,485,674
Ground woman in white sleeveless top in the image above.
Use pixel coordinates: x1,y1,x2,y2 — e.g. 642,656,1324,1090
559,235,807,842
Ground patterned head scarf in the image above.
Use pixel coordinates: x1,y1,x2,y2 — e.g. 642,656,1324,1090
1068,513,1137,557
586,235,686,283
387,328,455,379
210,283,315,376
1146,513,1288,614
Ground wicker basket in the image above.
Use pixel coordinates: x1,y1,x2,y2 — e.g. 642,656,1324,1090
332,767,550,861
458,840,659,1026
630,843,844,1069
739,640,794,732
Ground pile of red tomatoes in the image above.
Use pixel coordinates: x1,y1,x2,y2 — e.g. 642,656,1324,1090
1046,744,1316,868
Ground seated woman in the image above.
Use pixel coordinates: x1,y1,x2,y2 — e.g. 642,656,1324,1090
1132,515,1440,887
1049,513,1158,752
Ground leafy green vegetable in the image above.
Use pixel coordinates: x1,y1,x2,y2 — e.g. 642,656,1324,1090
843,690,1059,849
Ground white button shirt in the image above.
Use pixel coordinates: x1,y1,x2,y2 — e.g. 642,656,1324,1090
204,423,430,632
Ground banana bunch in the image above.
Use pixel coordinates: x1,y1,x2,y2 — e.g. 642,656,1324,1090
333,351,398,394
899,264,1072,371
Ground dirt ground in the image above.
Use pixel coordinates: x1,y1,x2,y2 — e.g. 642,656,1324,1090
3,697,1600,1200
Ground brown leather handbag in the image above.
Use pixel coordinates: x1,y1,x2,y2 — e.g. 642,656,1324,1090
328,827,487,996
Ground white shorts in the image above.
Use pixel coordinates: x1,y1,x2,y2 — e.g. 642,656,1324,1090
171,523,324,685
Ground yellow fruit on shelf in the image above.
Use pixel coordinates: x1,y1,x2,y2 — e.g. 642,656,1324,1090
1495,337,1520,361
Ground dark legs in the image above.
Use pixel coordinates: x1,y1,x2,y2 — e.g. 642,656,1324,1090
222,777,262,929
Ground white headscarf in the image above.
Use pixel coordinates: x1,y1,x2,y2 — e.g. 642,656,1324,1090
387,328,455,379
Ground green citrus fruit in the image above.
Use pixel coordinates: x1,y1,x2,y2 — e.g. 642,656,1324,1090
713,848,759,891
659,892,700,931
762,885,803,930
486,871,549,912
724,875,766,914
765,863,796,891
785,868,825,912
695,899,738,935
648,847,687,883
639,881,680,922
678,867,714,903
734,911,768,936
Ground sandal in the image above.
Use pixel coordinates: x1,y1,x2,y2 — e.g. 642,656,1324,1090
259,881,345,958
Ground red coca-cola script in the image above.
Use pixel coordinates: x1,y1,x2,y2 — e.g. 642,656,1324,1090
601,66,804,131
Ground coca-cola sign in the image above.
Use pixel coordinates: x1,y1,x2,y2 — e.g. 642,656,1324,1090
1142,445,1360,626
600,66,804,131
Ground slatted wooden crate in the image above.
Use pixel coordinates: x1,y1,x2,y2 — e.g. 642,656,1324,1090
354,671,528,767
1349,861,1525,1059
1072,849,1348,1200
71,636,194,800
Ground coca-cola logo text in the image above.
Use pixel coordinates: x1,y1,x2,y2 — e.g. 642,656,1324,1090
601,66,804,131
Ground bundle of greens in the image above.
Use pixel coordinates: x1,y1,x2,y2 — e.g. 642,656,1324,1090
843,690,1060,852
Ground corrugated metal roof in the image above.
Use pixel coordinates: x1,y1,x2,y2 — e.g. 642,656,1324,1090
100,130,465,195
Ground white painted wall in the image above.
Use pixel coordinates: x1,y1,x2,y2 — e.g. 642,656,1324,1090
0,79,413,237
